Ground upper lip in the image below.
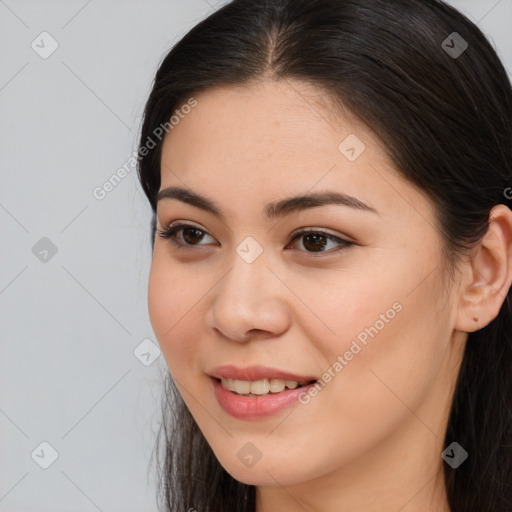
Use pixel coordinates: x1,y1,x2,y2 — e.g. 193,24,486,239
209,365,318,383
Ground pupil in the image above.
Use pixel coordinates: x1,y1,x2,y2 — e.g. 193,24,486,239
304,233,327,252
184,228,203,244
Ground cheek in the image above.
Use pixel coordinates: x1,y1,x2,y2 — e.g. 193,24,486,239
317,266,447,430
304,254,444,403
294,262,402,357
147,256,205,371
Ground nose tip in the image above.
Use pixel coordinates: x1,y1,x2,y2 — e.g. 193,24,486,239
208,261,291,343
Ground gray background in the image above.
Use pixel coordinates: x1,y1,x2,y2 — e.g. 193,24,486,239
0,0,510,510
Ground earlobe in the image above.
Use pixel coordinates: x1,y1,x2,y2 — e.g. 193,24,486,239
454,204,512,333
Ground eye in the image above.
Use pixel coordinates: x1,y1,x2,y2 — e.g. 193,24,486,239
157,223,354,254
157,223,216,249
287,228,354,254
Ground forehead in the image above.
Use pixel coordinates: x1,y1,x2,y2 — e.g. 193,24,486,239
163,80,365,160
161,80,377,183
159,80,434,228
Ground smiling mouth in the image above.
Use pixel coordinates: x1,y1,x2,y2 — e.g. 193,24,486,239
215,377,317,397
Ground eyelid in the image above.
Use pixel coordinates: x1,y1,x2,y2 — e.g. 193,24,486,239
165,219,205,231
157,221,217,247
290,226,347,240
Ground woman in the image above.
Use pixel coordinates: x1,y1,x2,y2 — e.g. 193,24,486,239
137,0,512,510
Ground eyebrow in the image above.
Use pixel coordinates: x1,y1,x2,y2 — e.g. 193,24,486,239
156,186,378,221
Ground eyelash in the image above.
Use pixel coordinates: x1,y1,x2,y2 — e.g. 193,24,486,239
156,223,354,255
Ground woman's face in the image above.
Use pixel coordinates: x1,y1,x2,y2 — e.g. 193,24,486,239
148,79,465,494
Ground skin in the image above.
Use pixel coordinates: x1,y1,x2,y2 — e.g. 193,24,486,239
147,78,512,512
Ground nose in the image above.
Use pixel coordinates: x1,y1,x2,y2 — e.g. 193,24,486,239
207,248,291,343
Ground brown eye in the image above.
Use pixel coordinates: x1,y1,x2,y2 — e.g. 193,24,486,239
289,229,353,254
181,227,206,244
301,233,329,252
157,223,216,247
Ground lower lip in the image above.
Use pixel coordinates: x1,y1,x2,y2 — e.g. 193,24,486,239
211,377,317,419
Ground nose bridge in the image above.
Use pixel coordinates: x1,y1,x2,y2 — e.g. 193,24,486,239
208,235,289,341
223,234,274,303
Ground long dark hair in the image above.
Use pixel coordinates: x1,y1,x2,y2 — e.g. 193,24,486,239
137,1,512,510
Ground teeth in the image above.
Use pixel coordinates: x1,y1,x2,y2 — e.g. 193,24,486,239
234,379,251,394
249,379,270,395
220,378,308,395
269,379,285,393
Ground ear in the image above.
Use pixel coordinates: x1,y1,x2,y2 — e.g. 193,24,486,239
455,204,512,333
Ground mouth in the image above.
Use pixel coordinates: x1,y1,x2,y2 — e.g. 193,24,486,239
210,376,319,419
208,365,319,417
213,377,318,397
